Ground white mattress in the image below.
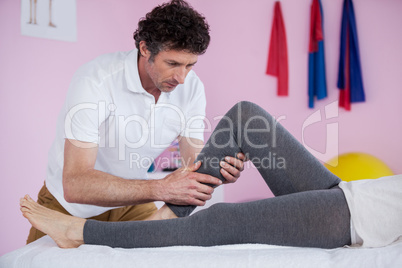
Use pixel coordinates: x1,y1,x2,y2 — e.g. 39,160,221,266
1,236,402,268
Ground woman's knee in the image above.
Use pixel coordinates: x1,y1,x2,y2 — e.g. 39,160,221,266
227,101,273,123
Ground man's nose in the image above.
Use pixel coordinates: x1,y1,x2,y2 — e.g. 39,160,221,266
174,68,187,84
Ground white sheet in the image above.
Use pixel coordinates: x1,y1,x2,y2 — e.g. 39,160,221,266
1,236,402,268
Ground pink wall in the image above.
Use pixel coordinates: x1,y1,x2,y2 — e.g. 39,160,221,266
1,0,401,256
194,0,402,203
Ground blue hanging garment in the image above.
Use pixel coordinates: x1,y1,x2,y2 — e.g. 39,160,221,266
337,0,365,110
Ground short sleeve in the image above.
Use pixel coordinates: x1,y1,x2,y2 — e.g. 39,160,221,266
63,75,111,144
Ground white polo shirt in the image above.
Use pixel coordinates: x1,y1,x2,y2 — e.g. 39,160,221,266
45,49,206,218
339,175,402,248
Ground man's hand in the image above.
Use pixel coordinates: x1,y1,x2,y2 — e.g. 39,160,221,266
220,152,247,184
159,161,222,206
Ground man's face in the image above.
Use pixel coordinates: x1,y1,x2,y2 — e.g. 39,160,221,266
144,49,198,93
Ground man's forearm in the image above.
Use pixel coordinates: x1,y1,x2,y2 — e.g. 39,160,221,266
63,169,164,207
62,157,243,209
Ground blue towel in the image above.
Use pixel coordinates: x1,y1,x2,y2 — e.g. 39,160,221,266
337,0,365,105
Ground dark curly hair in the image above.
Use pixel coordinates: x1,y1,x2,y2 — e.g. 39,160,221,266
133,0,210,60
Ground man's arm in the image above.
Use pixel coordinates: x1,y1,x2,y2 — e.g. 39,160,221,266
62,139,222,207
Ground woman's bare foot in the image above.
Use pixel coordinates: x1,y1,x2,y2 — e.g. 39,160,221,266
20,195,85,248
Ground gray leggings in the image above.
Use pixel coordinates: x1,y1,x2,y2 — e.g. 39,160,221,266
84,101,351,249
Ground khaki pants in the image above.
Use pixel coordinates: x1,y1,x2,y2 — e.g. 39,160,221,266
27,183,158,244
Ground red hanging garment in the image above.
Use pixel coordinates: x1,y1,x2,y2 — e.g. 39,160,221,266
339,27,351,110
309,0,323,53
266,1,288,96
308,0,327,108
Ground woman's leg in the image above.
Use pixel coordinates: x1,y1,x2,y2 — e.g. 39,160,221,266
168,101,341,217
85,187,351,249
84,101,349,249
21,101,350,249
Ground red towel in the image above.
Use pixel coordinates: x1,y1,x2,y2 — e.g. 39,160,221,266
339,27,351,110
309,0,323,53
266,1,288,96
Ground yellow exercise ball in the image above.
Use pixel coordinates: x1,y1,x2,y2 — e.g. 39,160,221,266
324,152,393,182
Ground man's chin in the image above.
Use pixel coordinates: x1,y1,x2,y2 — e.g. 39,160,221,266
161,86,177,93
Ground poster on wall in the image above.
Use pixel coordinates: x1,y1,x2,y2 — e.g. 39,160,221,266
20,0,77,42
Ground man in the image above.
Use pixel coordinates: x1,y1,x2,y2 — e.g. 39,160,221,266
27,0,245,243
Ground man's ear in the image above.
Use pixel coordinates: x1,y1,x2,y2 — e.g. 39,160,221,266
139,41,150,59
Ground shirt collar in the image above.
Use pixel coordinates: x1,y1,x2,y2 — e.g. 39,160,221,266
125,49,145,94
124,49,171,99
